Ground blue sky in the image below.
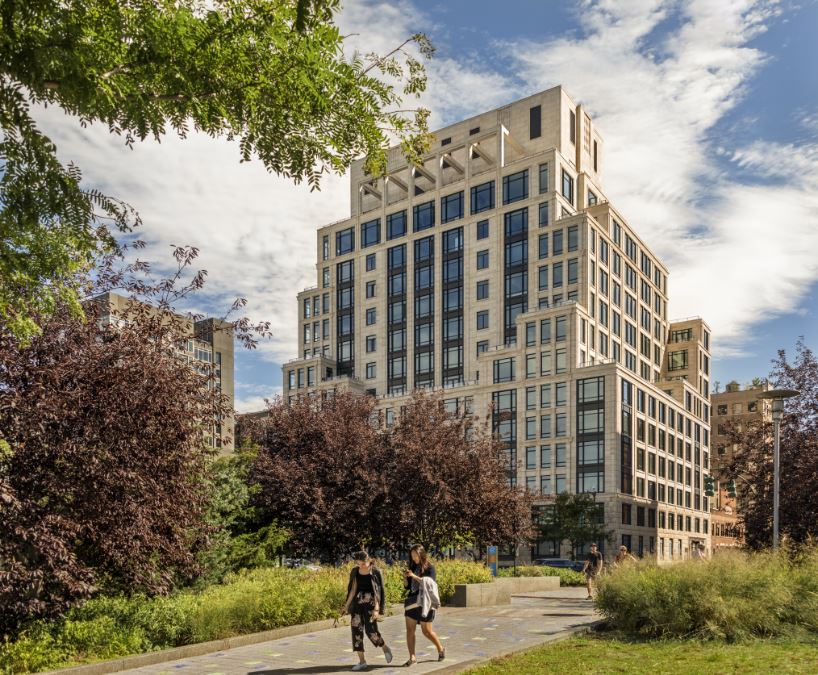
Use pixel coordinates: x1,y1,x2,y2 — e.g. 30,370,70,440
36,0,818,409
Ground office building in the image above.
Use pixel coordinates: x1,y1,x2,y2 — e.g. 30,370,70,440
283,86,712,560
94,291,235,452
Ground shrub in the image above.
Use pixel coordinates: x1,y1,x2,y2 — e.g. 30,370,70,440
0,560,493,673
595,547,818,640
498,565,584,586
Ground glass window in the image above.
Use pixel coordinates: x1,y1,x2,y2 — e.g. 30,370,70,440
409,243,432,274
538,265,549,291
504,207,528,237
502,169,529,204
387,244,406,269
553,261,563,287
443,226,463,253
538,163,549,193
361,218,380,248
365,280,376,298
386,210,406,240
366,362,376,379
336,227,354,255
476,340,489,355
476,219,489,239
476,249,489,269
413,200,435,231
476,310,489,330
415,323,432,346
538,233,549,259
493,357,515,383
530,104,541,139
441,191,464,223
561,169,574,206
553,230,563,255
538,201,549,228
567,225,579,251
366,308,376,325
470,181,495,214
504,239,527,267
567,258,578,284
476,280,489,300
415,293,433,318
322,235,329,261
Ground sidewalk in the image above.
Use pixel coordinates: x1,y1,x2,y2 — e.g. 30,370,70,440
120,588,598,675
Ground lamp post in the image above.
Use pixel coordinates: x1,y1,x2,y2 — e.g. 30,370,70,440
757,388,800,550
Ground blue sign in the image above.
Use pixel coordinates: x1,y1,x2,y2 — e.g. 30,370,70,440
487,545,498,577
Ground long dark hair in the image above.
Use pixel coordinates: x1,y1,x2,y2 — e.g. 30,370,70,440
409,544,429,571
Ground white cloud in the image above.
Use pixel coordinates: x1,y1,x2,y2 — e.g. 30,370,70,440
29,0,817,381
504,0,817,356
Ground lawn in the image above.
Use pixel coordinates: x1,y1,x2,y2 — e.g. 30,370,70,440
465,634,818,674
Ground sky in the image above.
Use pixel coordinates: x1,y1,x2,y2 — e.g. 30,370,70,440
34,0,818,411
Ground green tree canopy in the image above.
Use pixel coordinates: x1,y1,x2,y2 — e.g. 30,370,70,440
0,0,433,339
537,492,612,560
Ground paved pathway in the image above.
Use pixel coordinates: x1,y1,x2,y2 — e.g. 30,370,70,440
120,589,598,675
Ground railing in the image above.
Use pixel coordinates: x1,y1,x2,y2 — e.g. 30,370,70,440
577,358,616,368
669,315,703,324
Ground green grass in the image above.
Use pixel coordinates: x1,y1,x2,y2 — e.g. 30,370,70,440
465,634,818,674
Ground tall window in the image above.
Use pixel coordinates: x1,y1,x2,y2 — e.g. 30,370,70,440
561,169,574,206
470,181,495,214
530,104,542,139
413,200,435,232
441,191,464,223
503,170,529,204
360,218,380,248
386,210,406,240
336,227,354,255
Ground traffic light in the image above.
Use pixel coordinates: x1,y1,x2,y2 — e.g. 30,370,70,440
704,475,715,497
726,479,737,499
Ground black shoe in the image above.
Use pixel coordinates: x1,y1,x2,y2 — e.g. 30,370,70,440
403,658,416,667
438,649,446,661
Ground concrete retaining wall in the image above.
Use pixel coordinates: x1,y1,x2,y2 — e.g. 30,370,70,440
451,576,560,607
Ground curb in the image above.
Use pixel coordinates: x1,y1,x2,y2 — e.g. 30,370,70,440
39,605,406,675
432,619,605,674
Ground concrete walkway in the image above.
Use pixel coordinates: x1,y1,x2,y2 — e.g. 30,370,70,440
120,588,598,675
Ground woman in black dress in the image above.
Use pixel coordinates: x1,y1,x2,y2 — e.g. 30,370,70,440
342,551,393,671
403,545,444,666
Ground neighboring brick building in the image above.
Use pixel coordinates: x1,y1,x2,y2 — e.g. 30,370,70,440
710,380,771,550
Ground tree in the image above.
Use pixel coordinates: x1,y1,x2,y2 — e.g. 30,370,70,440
727,338,818,549
0,244,267,636
245,390,533,560
537,493,612,560
0,0,433,340
246,391,390,562
383,391,532,554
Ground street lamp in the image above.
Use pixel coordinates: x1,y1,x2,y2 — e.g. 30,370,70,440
757,388,800,550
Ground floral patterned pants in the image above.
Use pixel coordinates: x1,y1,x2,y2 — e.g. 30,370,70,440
350,592,385,653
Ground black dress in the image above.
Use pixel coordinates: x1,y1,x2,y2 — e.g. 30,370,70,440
403,562,437,622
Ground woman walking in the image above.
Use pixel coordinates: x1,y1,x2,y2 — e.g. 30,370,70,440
342,551,393,672
403,545,444,666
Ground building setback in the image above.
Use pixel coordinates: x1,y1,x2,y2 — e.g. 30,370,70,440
283,86,713,561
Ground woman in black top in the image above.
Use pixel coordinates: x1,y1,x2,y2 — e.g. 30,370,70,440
342,551,393,671
403,545,444,666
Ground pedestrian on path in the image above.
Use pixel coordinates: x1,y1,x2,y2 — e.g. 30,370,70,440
341,551,394,671
581,543,604,600
613,545,637,567
403,544,445,666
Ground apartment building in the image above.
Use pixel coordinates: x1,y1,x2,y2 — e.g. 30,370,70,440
709,380,771,549
93,292,235,452
283,86,712,561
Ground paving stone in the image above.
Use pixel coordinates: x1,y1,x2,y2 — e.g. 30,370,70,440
119,588,597,675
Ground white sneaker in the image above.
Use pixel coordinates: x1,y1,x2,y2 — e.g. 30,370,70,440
352,664,368,672
384,646,393,663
